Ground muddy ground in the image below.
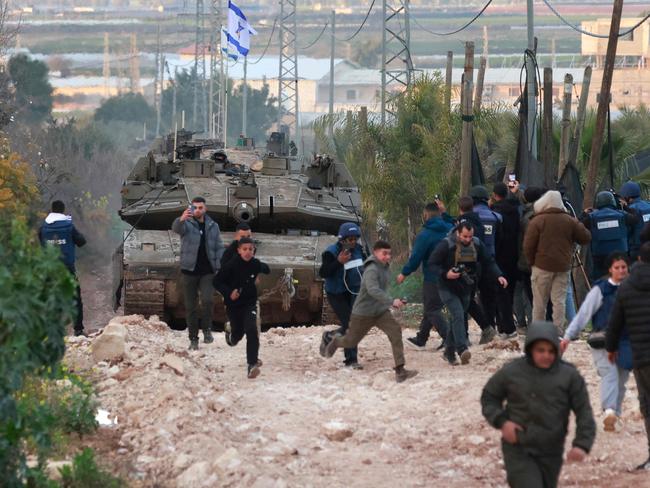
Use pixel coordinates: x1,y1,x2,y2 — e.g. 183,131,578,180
65,287,650,488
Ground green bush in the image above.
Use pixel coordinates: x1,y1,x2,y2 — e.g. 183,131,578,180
0,220,77,486
58,448,124,488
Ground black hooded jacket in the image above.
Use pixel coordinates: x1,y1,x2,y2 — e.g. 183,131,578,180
607,261,650,369
481,321,596,456
491,197,520,279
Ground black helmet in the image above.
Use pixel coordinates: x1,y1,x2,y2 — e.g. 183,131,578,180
469,185,490,201
619,181,641,199
595,191,616,209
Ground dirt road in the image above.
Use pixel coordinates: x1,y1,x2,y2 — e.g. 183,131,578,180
65,314,649,488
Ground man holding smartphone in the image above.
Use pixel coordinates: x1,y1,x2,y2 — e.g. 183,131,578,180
172,196,224,350
319,223,367,369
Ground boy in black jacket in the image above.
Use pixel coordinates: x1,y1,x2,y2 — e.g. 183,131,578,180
213,237,270,378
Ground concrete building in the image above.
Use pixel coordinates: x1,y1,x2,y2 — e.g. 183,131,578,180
581,17,650,68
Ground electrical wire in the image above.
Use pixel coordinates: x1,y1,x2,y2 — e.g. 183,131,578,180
410,0,493,36
248,16,278,65
300,21,330,49
335,0,377,42
542,0,650,39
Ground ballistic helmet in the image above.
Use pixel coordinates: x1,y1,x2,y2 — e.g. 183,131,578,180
619,181,641,199
337,222,361,240
595,191,617,209
469,185,490,201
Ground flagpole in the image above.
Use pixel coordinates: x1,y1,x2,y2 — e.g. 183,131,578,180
242,55,248,137
224,53,229,148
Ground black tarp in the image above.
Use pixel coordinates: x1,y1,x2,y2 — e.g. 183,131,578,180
514,85,546,188
471,135,486,186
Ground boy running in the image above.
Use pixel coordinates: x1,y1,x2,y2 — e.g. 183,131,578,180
319,240,418,383
481,321,596,488
213,237,270,378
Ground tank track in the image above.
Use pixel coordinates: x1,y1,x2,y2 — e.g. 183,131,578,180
320,292,341,326
123,279,165,318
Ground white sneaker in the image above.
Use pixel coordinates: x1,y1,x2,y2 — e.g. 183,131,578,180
603,408,618,432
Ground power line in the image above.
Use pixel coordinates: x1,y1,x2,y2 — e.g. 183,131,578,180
542,0,650,39
300,20,329,49
248,17,278,65
335,0,377,42
410,0,493,36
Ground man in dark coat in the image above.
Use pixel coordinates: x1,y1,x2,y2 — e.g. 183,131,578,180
397,201,454,350
607,241,650,470
482,321,596,487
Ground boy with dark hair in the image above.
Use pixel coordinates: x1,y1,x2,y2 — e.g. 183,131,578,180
481,321,596,488
221,222,252,266
320,241,418,383
213,237,270,378
39,200,87,336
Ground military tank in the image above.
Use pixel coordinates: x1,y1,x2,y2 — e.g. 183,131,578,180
112,130,360,327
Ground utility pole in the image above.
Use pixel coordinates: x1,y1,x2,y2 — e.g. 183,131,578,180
277,0,299,138
583,0,624,209
328,9,336,137
526,0,537,158
102,32,110,98
242,56,248,137
154,25,161,137
541,67,554,186
156,55,165,138
192,0,205,132
445,51,453,111
209,0,223,140
475,56,487,112
172,68,178,132
569,66,592,168
558,73,573,179
381,0,412,125
129,33,141,94
460,42,474,197
482,25,489,68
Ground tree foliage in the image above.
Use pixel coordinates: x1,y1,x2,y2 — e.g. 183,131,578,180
159,68,277,143
94,92,154,126
8,54,53,124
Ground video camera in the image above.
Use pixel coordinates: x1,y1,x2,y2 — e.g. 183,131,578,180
451,264,475,288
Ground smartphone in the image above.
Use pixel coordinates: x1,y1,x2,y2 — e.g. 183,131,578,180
508,174,516,182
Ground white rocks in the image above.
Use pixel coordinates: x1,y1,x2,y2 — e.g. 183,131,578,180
91,324,127,362
176,461,221,488
214,447,242,471
160,354,184,376
323,421,354,442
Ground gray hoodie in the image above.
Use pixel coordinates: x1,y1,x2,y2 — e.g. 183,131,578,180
351,255,393,317
171,215,225,273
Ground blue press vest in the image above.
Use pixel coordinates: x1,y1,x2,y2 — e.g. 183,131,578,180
629,198,650,252
590,207,628,257
474,204,502,257
592,279,618,332
324,243,364,295
40,219,76,270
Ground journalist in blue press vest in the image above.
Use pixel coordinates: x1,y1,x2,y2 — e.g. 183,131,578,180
319,222,366,369
38,200,87,336
619,181,650,260
581,191,638,281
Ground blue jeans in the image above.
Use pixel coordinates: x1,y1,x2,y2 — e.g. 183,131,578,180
565,280,577,323
439,286,470,355
592,348,630,416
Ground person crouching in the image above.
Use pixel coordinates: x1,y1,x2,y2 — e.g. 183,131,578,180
213,237,270,379
319,240,418,383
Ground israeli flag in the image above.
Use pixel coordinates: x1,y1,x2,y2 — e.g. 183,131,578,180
221,28,239,60
226,1,257,57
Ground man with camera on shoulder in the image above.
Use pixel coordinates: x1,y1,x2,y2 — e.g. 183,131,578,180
429,222,508,365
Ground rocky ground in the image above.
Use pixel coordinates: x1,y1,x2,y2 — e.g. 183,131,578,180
63,309,650,488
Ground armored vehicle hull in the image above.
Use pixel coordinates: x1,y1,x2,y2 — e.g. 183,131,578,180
114,132,357,327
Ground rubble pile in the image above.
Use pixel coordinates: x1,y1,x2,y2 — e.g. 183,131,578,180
64,317,647,487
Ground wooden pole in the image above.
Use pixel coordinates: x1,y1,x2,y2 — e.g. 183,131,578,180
461,78,474,197
568,66,593,168
445,51,453,111
460,43,475,196
583,0,624,209
558,74,573,179
541,67,554,186
475,56,487,112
